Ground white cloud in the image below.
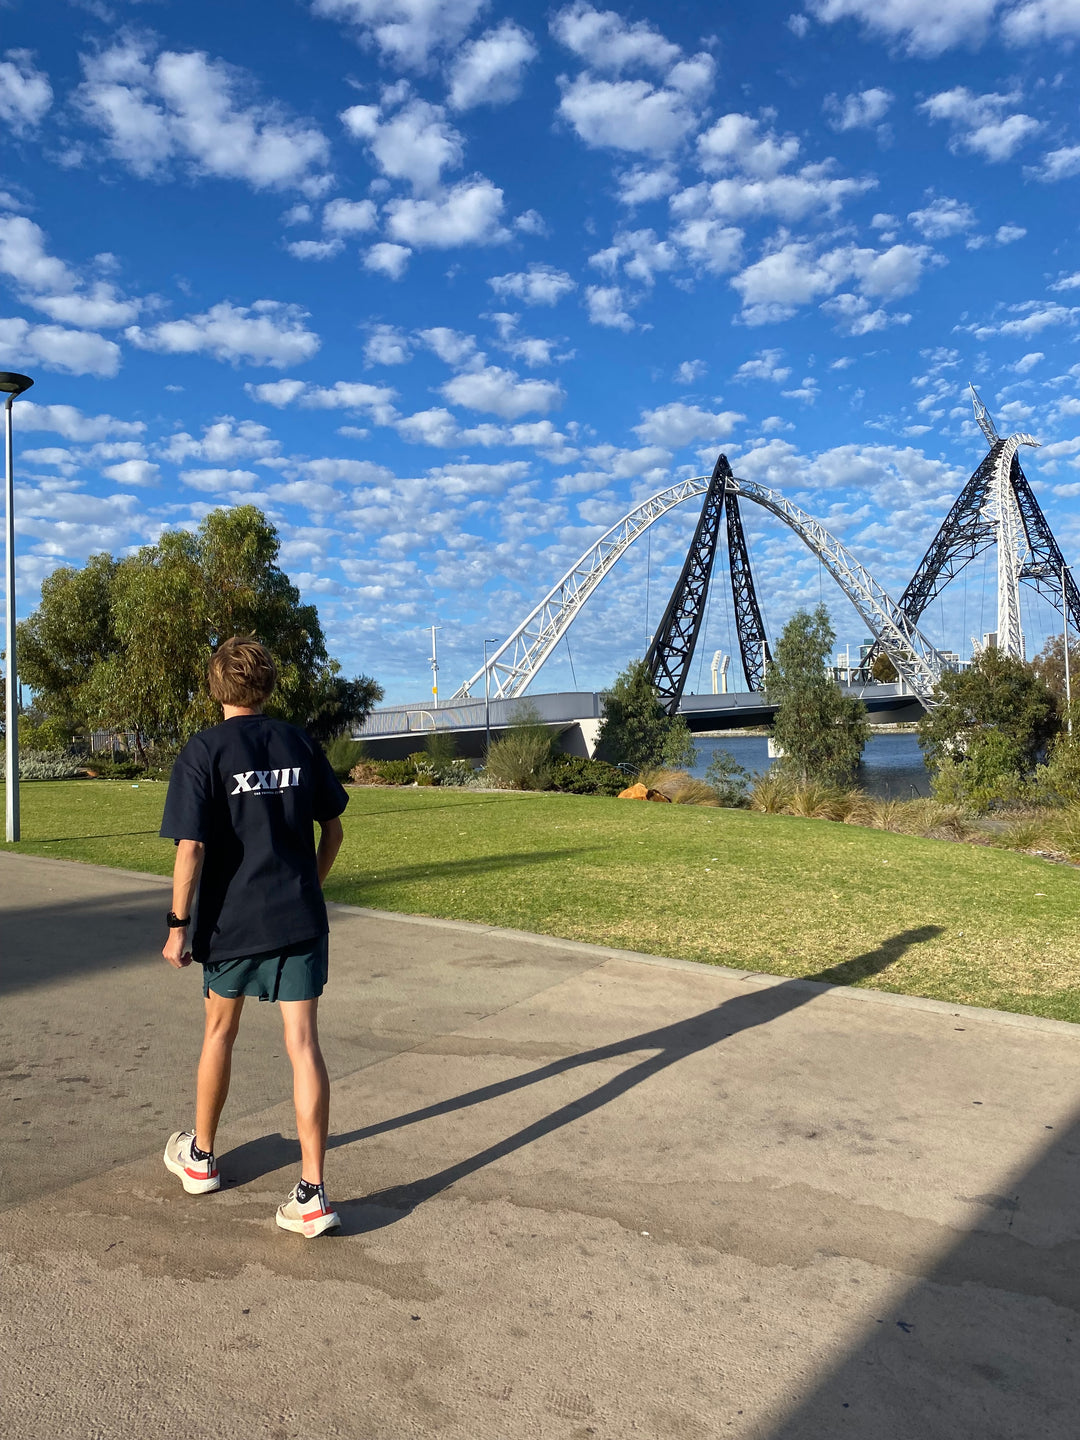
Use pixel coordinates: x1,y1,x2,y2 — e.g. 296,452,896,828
0,214,141,327
1028,145,1080,182
365,324,411,365
556,69,711,156
907,195,977,238
384,178,507,247
821,292,910,335
364,242,412,278
429,459,531,496
806,0,1000,56
584,284,636,330
488,313,565,367
15,402,145,441
731,239,932,325
282,203,313,226
591,228,678,285
734,349,791,383
488,265,575,305
674,359,706,385
160,418,281,464
0,50,52,135
416,326,478,365
179,467,262,494
246,378,398,422
396,406,461,445
1051,272,1080,291
1002,0,1080,43
996,224,1027,245
964,300,1080,339
440,364,564,418
287,238,344,260
447,21,537,110
697,113,801,177
920,87,1042,163
78,40,330,192
823,87,893,131
102,458,159,487
551,4,683,71
671,218,744,274
127,300,320,368
323,197,378,233
616,164,679,206
341,97,463,192
1014,351,1044,372
0,316,120,376
311,0,486,69
634,402,744,448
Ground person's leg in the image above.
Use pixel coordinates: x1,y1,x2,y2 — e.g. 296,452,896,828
280,998,329,1184
195,992,245,1153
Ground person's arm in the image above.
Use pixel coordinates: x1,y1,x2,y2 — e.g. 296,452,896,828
162,839,205,969
316,816,343,887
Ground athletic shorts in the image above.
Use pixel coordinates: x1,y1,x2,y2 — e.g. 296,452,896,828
202,934,328,1002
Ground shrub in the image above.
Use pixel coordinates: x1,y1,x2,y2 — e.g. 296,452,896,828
436,759,477,787
1047,807,1080,862
704,749,750,807
867,798,909,832
82,754,144,779
324,734,368,783
670,778,720,806
902,799,972,840
598,659,697,771
549,754,627,796
373,759,418,786
991,818,1046,852
484,703,553,790
349,761,384,785
1034,736,1080,807
18,717,74,752
0,749,85,780
636,766,691,800
788,783,844,820
748,773,793,813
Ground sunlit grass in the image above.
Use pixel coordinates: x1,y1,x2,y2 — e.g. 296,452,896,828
4,779,1079,1021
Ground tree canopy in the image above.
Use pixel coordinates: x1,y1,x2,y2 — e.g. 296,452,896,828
918,647,1059,777
18,506,382,752
767,604,869,786
597,659,696,772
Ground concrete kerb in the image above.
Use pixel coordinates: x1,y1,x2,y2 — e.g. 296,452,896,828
10,853,1076,1042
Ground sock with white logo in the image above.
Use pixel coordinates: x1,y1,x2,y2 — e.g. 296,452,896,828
190,1138,213,1162
295,1178,323,1205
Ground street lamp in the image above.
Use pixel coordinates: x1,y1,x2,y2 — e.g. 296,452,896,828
1062,562,1074,736
2,371,33,843
483,637,499,757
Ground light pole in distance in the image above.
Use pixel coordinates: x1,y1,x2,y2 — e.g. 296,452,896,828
2,371,33,843
1062,562,1074,736
483,637,499,758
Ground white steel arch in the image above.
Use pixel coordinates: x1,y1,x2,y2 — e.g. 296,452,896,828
453,473,951,704
452,476,709,700
986,432,1040,660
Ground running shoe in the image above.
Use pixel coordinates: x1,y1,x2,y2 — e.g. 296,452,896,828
276,1183,340,1238
163,1130,221,1194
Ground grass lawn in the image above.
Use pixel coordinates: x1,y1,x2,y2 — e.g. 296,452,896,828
3,779,1079,1022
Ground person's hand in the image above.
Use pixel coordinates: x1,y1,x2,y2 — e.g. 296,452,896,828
162,928,193,969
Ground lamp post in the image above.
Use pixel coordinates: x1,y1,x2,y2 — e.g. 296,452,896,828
2,371,33,843
429,625,439,708
483,637,499,757
1063,562,1074,736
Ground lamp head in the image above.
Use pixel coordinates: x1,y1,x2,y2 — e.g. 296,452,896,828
0,372,33,396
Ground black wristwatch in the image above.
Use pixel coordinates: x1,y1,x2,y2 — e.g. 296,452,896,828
166,911,191,928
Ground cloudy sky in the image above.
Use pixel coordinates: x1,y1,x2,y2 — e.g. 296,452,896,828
2,0,1080,702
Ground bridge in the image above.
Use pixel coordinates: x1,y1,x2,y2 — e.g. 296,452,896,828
359,390,1072,758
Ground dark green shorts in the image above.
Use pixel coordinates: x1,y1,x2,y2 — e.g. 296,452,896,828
202,935,328,1002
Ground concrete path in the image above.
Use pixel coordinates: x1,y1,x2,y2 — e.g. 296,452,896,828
2,850,1079,1440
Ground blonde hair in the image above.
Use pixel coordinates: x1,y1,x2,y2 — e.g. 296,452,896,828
208,637,276,708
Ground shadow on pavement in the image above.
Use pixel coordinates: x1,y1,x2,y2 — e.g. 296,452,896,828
301,927,941,1229
0,888,167,995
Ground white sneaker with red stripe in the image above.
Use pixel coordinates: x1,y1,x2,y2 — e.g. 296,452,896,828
276,1182,340,1238
163,1130,221,1194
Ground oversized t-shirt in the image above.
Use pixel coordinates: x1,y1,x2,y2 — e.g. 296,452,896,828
160,716,349,964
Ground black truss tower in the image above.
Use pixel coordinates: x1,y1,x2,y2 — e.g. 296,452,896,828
858,439,1080,678
726,484,771,691
646,454,730,714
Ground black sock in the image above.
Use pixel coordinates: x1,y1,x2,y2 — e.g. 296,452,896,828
296,1178,322,1203
190,1138,213,1161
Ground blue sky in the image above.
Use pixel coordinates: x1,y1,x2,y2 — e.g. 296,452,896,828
2,0,1080,703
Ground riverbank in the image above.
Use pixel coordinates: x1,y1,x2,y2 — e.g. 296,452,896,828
4,780,1078,1023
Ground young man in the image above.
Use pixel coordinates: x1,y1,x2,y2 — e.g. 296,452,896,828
159,636,348,1238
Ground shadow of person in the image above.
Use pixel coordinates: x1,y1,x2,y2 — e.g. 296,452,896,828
325,926,943,1235
217,1132,301,1187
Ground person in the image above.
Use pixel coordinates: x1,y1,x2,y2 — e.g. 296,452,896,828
158,635,348,1238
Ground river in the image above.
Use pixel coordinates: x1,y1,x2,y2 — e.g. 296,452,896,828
688,731,931,799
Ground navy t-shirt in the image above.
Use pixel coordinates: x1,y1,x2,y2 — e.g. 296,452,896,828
160,716,349,964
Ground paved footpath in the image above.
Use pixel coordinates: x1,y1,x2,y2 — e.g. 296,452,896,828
2,850,1080,1440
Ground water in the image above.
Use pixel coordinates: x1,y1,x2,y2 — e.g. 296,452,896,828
689,732,931,799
